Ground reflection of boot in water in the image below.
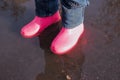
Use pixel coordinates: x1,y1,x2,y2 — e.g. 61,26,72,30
60,52,85,80
21,11,61,38
35,54,67,80
35,48,84,80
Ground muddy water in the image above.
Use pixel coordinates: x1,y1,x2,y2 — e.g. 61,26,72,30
0,0,120,80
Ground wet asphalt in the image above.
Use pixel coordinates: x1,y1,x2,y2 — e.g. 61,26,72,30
0,0,120,80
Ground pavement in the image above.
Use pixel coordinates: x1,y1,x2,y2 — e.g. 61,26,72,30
0,0,120,80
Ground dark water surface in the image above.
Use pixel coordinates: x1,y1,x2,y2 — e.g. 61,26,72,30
0,0,120,80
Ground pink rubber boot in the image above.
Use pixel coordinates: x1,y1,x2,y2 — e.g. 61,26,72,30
21,11,61,38
50,23,84,55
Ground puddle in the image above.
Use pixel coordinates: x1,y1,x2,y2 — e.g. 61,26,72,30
0,0,120,80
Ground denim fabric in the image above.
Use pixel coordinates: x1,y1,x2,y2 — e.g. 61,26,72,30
61,0,89,28
35,0,89,28
35,0,59,17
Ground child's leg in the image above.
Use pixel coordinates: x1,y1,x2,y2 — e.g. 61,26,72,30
61,0,89,28
35,0,58,17
51,0,89,54
21,0,61,38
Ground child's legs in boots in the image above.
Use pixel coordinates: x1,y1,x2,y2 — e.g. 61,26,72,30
21,0,61,38
51,0,89,54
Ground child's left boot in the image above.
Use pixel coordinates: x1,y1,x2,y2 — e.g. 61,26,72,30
20,11,61,38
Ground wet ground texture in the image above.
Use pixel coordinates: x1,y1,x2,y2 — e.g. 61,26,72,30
0,0,120,80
